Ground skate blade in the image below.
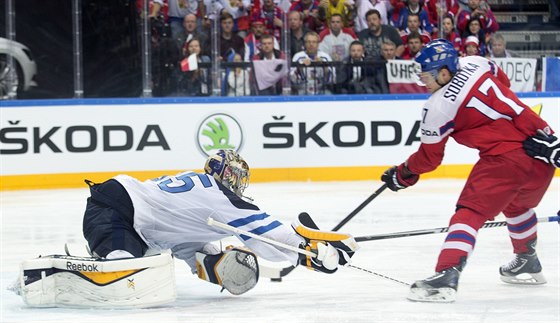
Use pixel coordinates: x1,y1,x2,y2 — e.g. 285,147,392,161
407,287,456,303
500,272,547,285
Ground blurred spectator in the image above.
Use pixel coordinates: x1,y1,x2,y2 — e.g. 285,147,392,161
151,21,181,97
152,0,199,40
456,0,498,36
401,31,423,59
381,39,398,60
441,14,462,53
289,0,325,32
487,33,515,58
399,13,431,45
252,33,287,95
251,0,285,41
290,31,334,94
355,0,390,32
425,0,459,36
245,19,280,58
319,14,358,61
201,0,250,36
177,38,211,96
227,53,251,96
463,35,480,56
219,12,246,61
358,9,404,59
177,13,211,56
336,40,381,94
462,17,488,56
229,0,252,37
390,0,433,34
318,0,356,28
288,11,312,58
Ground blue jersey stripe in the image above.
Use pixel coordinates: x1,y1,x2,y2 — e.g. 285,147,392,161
228,213,270,228
240,221,283,241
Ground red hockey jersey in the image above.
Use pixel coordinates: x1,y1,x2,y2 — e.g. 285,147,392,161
407,56,552,174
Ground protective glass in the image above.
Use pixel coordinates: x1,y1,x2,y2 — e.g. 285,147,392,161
413,62,438,87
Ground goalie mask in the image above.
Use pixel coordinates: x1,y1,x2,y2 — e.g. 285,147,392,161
205,149,250,198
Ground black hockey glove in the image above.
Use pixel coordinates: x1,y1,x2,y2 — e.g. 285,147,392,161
381,163,419,192
523,131,560,168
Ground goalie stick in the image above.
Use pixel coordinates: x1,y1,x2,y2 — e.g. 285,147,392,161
355,215,560,242
207,217,408,285
271,184,389,279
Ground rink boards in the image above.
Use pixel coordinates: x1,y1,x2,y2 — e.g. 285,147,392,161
1,93,559,190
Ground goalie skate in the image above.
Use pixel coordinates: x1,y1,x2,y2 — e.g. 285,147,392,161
407,267,461,303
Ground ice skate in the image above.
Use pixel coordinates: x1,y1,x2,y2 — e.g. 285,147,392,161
407,266,461,303
499,252,546,285
500,238,546,285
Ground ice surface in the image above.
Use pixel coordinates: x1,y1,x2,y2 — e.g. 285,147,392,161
1,178,559,323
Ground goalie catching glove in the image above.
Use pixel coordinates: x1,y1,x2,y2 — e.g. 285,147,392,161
292,212,359,274
523,130,560,168
195,246,259,295
381,163,419,192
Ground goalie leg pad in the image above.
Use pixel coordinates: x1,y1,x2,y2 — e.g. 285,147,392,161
17,254,176,308
196,248,259,295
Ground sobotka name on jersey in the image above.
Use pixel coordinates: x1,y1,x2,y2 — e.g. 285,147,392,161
443,62,481,102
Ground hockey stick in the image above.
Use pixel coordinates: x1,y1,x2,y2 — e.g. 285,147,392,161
332,184,388,231
348,265,409,286
355,215,560,242
207,217,409,285
269,184,389,279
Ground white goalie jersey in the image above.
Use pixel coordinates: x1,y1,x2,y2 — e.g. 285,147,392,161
114,172,304,272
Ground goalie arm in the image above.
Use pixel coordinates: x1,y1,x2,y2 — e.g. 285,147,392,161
208,213,359,274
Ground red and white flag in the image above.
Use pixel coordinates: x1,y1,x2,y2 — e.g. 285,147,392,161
181,53,198,72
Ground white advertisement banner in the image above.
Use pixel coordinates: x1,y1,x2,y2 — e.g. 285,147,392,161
1,96,558,176
491,57,537,92
386,60,417,84
387,58,537,93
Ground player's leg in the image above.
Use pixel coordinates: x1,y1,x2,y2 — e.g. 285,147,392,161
408,155,517,303
408,207,486,303
499,157,554,284
83,179,148,258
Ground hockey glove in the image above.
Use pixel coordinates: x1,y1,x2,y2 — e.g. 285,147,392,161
381,163,419,192
293,212,359,274
523,130,560,168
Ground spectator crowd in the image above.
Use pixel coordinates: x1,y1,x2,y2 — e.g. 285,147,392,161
141,0,510,96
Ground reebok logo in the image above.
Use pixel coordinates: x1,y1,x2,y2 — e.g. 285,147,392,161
510,258,528,273
67,261,99,272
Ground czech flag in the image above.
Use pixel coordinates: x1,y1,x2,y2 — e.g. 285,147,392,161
181,53,198,72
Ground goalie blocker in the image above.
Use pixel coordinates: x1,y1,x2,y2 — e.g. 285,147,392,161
16,254,176,308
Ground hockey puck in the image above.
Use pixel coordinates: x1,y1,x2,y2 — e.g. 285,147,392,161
270,278,282,282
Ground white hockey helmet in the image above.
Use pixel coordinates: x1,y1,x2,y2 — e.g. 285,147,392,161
205,149,250,198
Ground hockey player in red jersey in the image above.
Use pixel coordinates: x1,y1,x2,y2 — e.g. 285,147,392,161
380,39,556,303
